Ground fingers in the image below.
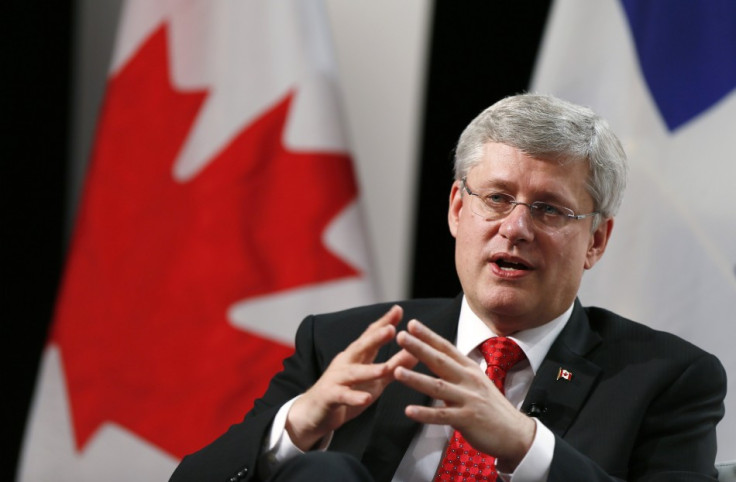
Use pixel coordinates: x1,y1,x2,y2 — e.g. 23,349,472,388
407,319,468,363
386,348,419,373
394,365,466,405
404,402,458,425
286,306,408,450
394,319,502,413
396,320,475,380
332,360,393,386
310,305,408,407
345,305,403,363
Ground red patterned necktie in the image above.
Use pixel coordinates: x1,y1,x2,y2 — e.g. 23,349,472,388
433,337,526,482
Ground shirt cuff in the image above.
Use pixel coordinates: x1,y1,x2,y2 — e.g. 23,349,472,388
259,396,333,477
497,418,554,482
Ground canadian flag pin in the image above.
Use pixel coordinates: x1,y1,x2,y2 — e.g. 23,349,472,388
556,367,573,381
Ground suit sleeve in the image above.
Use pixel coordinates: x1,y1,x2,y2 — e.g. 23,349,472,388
169,315,326,482
549,352,726,482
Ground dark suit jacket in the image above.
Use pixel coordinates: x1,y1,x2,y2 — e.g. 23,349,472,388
169,296,726,482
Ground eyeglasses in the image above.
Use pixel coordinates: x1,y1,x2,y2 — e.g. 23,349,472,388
461,178,598,229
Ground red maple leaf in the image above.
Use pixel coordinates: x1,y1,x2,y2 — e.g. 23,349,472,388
51,24,360,458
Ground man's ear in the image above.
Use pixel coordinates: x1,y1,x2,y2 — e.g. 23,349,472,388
584,217,614,270
448,180,463,239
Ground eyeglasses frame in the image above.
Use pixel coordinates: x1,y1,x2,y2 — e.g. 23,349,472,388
460,177,599,228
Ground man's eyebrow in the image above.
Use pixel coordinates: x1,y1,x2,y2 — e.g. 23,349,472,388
476,179,515,191
478,179,579,206
532,190,575,205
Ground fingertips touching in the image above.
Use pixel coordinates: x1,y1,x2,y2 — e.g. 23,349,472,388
387,348,419,372
395,329,422,353
406,318,428,335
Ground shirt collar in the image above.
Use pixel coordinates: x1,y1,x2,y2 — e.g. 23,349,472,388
456,296,573,374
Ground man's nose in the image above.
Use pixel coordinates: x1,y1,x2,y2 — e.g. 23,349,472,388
498,202,535,244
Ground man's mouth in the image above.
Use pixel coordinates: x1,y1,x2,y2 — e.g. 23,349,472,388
490,254,533,273
495,259,530,271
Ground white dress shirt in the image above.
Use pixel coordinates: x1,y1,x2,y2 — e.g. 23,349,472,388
262,297,573,481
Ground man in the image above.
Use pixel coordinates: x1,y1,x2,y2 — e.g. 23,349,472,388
169,94,726,481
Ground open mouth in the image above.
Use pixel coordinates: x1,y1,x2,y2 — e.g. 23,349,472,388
491,254,532,271
495,259,530,271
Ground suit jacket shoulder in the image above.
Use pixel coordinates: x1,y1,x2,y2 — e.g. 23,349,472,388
532,301,727,481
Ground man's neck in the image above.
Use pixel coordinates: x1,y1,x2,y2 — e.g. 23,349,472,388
457,296,574,372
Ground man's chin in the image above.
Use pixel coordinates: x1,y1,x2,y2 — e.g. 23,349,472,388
470,291,537,329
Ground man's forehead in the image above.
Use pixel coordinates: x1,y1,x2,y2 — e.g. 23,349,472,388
469,146,589,180
467,148,593,202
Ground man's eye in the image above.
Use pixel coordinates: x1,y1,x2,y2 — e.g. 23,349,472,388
487,193,510,204
533,202,564,216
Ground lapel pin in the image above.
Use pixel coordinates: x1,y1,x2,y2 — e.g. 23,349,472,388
556,367,573,381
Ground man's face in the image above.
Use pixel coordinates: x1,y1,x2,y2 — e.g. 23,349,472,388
448,142,613,334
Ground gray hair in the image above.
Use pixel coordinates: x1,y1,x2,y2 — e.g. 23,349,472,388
454,93,628,222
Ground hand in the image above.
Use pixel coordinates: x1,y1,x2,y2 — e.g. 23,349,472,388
286,305,418,451
394,319,535,472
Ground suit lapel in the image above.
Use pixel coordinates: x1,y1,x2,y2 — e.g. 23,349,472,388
521,299,602,437
361,296,462,482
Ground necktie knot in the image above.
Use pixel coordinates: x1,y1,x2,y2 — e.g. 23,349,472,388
480,336,525,369
480,337,526,393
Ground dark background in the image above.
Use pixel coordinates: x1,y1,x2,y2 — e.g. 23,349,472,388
3,1,551,479
4,1,75,480
411,2,551,298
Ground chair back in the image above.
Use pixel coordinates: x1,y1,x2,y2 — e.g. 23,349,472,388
717,460,736,482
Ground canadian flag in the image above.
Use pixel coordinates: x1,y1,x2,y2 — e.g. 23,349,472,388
556,368,572,382
18,1,375,480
